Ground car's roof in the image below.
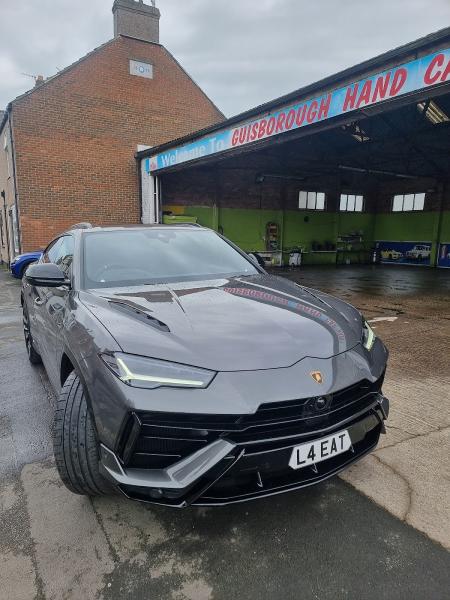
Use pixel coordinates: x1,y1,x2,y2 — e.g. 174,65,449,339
66,224,208,234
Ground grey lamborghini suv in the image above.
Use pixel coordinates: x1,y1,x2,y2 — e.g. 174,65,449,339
22,224,389,506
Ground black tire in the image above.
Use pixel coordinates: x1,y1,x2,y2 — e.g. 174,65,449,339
23,305,42,364
53,372,113,496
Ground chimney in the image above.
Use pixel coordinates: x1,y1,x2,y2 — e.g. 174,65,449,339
112,0,160,44
34,75,45,87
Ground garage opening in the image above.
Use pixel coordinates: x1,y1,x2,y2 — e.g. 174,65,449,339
138,32,450,270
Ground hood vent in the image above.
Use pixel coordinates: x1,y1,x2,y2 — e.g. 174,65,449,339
109,300,170,332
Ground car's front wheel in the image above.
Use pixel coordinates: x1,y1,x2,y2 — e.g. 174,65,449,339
53,372,113,496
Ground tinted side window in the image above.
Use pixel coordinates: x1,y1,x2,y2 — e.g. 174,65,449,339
55,236,74,277
43,236,74,277
43,238,64,264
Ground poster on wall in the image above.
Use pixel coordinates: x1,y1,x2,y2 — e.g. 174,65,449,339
376,241,432,266
437,243,450,268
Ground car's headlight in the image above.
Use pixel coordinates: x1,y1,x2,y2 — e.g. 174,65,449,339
100,352,216,389
362,320,376,351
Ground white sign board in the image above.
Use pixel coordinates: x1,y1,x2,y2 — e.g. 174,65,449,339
129,60,153,79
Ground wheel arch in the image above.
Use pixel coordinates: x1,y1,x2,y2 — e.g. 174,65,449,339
17,259,30,279
59,347,94,413
60,352,75,387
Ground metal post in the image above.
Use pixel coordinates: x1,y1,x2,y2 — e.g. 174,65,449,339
433,182,446,267
141,159,159,224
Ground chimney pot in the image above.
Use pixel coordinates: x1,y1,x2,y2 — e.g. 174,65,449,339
112,0,160,44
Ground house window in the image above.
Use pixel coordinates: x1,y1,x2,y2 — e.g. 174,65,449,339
299,191,325,210
340,194,364,212
392,193,425,212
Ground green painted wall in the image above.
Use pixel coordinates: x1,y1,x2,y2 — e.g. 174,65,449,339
338,212,376,241
164,204,450,267
439,210,450,242
219,208,281,251
373,212,437,241
165,205,374,265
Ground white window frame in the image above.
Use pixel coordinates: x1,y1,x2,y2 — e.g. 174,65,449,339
340,193,364,212
392,193,425,212
298,191,326,211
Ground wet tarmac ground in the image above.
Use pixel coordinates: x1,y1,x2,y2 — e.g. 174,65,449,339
0,264,449,600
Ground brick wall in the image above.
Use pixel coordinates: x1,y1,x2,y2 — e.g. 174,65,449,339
162,164,381,213
11,36,223,251
162,161,450,214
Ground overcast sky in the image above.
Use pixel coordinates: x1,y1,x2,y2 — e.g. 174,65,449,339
1,0,449,116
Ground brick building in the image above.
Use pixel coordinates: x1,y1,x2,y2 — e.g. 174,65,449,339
0,0,223,264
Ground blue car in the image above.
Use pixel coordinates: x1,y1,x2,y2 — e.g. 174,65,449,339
10,251,43,278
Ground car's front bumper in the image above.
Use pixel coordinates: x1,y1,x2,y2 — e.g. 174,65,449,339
99,393,389,507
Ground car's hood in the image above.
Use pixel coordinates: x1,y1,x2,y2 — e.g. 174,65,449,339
12,251,42,263
79,274,363,371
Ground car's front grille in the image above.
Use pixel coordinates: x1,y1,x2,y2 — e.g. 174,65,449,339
119,374,384,470
128,432,209,469
197,423,381,505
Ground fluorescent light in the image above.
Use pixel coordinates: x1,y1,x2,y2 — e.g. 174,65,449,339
417,100,449,125
342,123,370,142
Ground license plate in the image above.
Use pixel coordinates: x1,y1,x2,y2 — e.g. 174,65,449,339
289,430,352,470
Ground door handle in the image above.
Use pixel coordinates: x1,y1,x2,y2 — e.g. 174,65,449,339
34,297,44,307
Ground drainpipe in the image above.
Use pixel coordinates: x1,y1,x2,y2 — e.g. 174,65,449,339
1,190,11,267
280,183,286,264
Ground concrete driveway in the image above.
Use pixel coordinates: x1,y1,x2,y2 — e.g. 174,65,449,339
1,265,449,600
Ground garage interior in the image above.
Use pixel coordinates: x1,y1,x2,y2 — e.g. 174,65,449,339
134,29,450,271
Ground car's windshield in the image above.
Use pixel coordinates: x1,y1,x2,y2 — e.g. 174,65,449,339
82,228,259,288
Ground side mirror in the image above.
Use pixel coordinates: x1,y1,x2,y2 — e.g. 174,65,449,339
25,263,70,288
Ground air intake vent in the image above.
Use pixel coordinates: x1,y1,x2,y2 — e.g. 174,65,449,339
109,300,170,332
